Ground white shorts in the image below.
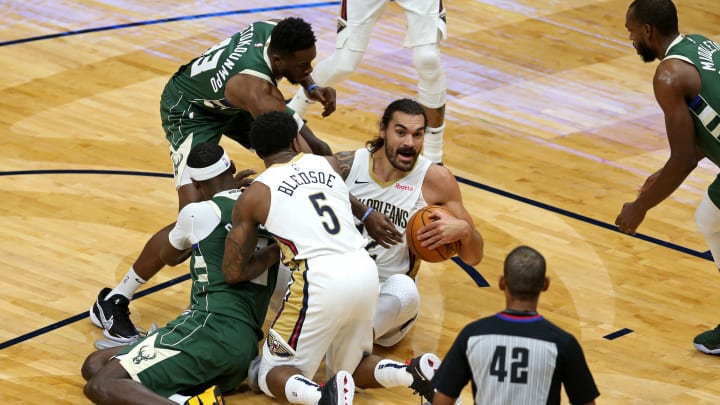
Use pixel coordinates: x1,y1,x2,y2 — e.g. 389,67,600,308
336,0,447,51
260,249,379,378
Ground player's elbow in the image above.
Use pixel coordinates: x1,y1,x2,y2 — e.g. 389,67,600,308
459,236,484,266
683,157,698,173
671,154,698,175
460,251,483,266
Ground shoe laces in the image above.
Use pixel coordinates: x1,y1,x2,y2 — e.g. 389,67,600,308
111,296,138,333
407,360,434,401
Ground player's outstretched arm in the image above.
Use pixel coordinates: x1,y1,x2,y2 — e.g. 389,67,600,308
615,59,699,234
225,74,331,155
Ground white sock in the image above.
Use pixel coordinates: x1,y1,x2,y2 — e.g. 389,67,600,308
423,124,445,164
374,359,413,388
108,266,146,300
284,374,321,404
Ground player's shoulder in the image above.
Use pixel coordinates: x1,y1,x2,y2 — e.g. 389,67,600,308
178,200,220,222
426,162,453,179
423,162,457,191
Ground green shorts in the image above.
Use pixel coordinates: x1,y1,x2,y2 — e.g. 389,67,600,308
118,310,259,397
160,80,254,188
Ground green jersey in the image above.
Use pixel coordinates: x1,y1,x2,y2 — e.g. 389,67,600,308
189,190,277,336
170,20,278,117
665,34,720,205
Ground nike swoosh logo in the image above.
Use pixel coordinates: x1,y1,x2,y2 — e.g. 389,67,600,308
354,180,370,184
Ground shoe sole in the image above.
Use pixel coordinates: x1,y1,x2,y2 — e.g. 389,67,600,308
694,343,720,354
419,353,441,380
102,328,139,344
90,302,140,344
334,371,355,405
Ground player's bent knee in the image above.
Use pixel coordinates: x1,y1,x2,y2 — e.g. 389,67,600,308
381,274,420,318
413,44,442,75
80,350,111,381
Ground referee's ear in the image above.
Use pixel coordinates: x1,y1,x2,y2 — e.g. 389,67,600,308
541,277,550,292
498,276,506,291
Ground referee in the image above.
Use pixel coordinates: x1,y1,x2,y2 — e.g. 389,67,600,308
432,246,599,405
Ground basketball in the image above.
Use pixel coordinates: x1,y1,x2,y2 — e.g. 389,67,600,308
406,205,460,263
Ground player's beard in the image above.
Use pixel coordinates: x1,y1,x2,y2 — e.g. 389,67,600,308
385,143,418,172
636,40,657,63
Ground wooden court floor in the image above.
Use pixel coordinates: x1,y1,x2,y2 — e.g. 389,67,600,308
2,0,720,403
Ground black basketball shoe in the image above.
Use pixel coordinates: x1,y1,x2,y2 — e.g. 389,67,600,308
406,353,441,403
89,287,140,343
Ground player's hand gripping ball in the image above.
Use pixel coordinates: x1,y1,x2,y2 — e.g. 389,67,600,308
406,205,460,263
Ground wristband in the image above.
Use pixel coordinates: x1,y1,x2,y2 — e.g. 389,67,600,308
360,207,375,222
306,83,319,93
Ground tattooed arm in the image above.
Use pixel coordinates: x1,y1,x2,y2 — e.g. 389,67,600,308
222,182,278,284
333,150,356,180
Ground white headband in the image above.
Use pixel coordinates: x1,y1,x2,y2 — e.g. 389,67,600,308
188,151,231,181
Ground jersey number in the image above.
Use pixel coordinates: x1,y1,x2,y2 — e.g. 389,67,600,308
489,346,529,384
309,193,340,234
190,37,231,77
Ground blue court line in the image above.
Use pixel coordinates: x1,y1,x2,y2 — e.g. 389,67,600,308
0,273,190,350
603,328,634,340
452,257,490,287
456,176,714,262
0,2,341,47
0,168,708,349
0,169,172,178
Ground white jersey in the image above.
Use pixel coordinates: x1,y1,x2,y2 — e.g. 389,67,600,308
345,148,432,281
255,153,368,269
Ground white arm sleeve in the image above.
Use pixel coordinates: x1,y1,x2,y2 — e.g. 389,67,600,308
169,201,222,250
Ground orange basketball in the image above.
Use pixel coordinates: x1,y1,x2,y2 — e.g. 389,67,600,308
406,205,460,263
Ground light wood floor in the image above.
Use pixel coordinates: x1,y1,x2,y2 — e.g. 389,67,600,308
2,0,720,403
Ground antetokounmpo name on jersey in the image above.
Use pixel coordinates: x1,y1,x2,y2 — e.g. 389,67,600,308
359,198,409,228
208,26,255,93
277,170,336,196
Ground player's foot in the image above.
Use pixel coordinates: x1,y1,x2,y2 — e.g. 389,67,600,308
89,287,140,343
406,353,441,403
694,324,720,354
318,370,354,405
247,355,262,393
184,385,225,405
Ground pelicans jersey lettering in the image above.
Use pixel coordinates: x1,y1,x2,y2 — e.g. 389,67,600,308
345,147,432,280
